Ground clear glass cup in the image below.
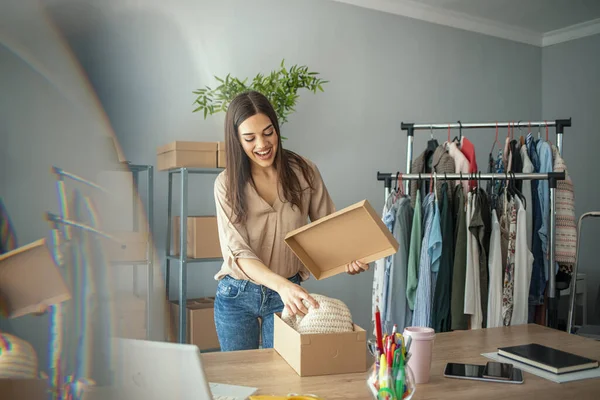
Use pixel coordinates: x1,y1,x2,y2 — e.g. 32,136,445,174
366,338,417,400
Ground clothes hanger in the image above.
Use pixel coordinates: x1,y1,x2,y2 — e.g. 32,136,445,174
453,120,463,144
490,122,500,154
427,125,439,152
394,172,404,202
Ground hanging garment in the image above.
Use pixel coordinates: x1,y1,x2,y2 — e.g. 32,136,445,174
527,135,545,312
511,196,534,326
551,144,577,271
385,196,414,331
459,137,478,190
503,136,511,171
372,193,393,332
0,198,17,254
537,140,553,281
510,140,523,191
502,195,517,326
381,194,399,325
520,144,534,250
432,183,455,332
406,191,422,311
464,192,483,330
450,188,469,330
469,189,491,328
410,146,455,210
487,209,503,328
412,192,440,328
446,141,470,196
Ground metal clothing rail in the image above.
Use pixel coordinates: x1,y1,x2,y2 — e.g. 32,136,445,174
400,119,571,195
381,117,572,330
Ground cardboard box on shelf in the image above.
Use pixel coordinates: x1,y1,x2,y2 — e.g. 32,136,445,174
168,298,220,351
273,313,366,377
0,239,71,318
173,216,221,259
156,141,218,171
217,141,226,168
104,231,149,263
284,199,399,280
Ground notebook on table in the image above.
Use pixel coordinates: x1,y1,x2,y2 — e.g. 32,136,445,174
497,343,599,375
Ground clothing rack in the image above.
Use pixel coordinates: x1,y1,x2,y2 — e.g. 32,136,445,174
377,117,572,330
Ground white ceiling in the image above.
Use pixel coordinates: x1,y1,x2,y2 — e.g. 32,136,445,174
330,0,600,46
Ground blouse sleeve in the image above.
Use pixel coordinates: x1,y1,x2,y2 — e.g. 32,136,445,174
214,174,262,274
308,162,336,222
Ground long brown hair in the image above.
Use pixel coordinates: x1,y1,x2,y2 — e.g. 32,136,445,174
224,91,315,224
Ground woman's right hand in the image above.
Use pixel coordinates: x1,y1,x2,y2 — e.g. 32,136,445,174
277,281,319,316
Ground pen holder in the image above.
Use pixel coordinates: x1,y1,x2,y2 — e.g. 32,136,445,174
366,339,416,400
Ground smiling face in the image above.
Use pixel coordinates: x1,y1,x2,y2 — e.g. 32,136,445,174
237,113,279,170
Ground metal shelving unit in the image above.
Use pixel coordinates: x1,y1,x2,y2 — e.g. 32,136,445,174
127,163,154,340
165,167,223,343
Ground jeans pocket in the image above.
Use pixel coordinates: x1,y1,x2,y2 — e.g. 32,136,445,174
216,279,241,299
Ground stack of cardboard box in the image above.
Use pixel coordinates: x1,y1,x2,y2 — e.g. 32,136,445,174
156,141,226,171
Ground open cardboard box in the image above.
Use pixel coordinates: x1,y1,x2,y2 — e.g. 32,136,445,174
0,238,71,318
284,200,399,280
273,312,366,377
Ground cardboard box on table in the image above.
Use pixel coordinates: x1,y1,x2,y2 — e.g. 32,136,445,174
156,141,218,171
273,313,367,377
0,238,72,399
273,199,398,376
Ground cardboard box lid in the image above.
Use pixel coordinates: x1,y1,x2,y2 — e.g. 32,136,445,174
156,141,218,155
284,200,399,280
0,238,71,318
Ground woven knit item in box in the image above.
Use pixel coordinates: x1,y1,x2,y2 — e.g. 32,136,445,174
281,294,354,334
0,332,38,378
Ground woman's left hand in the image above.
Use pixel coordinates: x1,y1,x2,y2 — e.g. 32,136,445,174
345,260,369,275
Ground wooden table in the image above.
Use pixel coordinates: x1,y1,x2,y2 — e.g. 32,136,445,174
202,324,600,399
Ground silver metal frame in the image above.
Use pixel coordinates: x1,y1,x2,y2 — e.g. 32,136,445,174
127,164,155,340
165,167,223,344
53,164,155,339
395,118,570,329
567,212,600,334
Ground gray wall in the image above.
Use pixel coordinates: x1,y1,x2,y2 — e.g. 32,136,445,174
45,0,542,337
0,1,130,375
542,33,600,325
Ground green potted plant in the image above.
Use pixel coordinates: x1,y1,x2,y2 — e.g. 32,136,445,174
192,59,328,131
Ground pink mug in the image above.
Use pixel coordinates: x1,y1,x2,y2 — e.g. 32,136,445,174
403,326,436,384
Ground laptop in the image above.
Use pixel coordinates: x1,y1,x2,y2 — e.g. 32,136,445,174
111,338,258,400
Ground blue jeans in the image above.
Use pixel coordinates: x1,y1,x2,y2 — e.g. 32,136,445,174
214,273,301,351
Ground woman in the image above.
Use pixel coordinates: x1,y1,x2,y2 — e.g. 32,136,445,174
213,91,368,351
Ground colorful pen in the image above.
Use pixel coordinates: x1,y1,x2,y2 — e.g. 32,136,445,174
375,306,383,353
395,346,405,398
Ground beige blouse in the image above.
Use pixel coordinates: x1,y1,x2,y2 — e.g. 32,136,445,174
213,158,336,282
